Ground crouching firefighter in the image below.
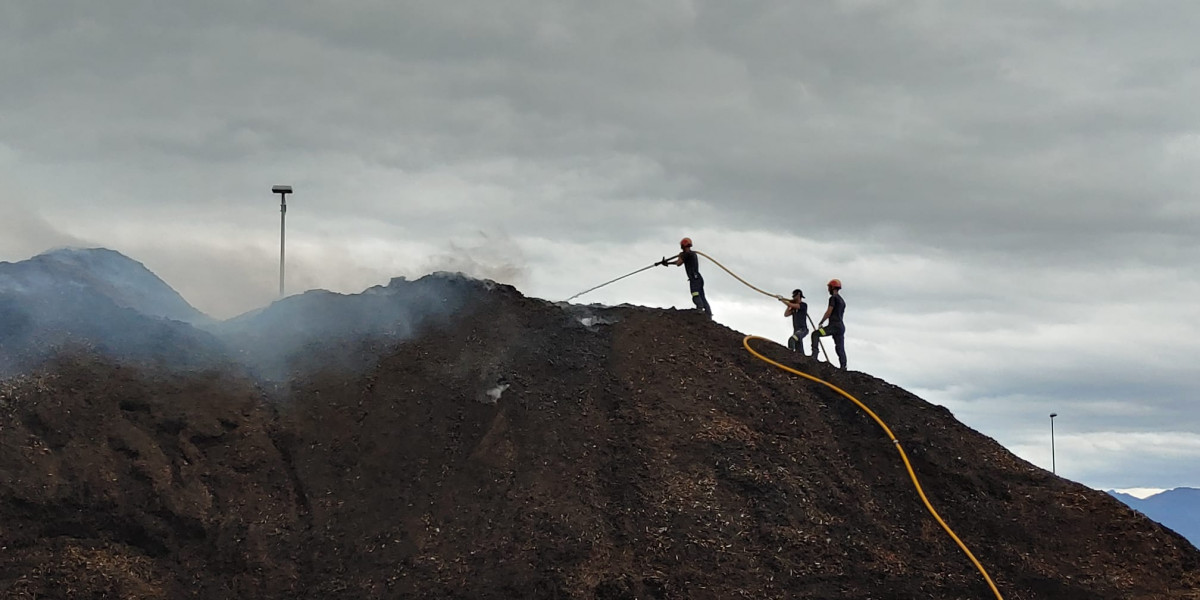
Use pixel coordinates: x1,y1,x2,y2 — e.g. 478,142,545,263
811,278,847,369
657,237,712,317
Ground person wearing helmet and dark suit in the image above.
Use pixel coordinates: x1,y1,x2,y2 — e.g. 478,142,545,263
811,278,846,369
658,237,712,317
780,288,808,352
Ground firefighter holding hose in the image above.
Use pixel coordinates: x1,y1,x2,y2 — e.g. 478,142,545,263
657,237,712,317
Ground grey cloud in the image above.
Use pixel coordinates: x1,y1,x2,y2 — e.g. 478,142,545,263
9,1,1197,254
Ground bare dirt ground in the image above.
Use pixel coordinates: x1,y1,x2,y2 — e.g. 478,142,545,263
1,281,1197,599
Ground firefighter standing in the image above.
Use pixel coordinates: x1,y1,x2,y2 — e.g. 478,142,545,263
658,237,712,317
811,279,846,369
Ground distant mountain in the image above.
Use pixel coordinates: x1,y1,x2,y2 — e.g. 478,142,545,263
1110,490,1140,504
1109,488,1200,548
1,248,210,325
0,248,225,375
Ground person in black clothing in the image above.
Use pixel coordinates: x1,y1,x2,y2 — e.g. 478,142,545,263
780,288,808,352
658,237,712,317
810,278,846,369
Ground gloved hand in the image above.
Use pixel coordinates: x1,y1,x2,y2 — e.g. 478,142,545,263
657,256,669,266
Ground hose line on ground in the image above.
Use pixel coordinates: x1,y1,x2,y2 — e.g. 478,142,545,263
742,335,1005,600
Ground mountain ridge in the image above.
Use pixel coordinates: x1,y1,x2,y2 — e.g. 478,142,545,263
2,248,211,325
1110,488,1200,550
0,248,228,376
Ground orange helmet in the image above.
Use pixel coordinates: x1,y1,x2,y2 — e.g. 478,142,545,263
680,237,693,248
827,278,842,289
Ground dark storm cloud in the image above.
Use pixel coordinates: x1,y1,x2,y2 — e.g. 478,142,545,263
7,1,1197,250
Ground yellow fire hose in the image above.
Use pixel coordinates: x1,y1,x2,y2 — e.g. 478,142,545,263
743,336,1004,599
697,251,1002,598
693,250,786,301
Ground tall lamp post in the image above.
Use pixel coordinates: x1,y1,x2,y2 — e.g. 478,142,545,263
272,185,292,297
1049,412,1058,474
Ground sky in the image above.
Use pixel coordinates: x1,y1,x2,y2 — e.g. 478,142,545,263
2,0,1198,492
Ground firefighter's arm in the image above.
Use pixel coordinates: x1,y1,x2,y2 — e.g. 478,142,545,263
819,305,833,326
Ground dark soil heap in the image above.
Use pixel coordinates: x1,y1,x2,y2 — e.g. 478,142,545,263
1,281,1197,599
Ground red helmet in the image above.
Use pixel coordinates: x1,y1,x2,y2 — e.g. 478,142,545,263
827,278,842,289
680,237,693,248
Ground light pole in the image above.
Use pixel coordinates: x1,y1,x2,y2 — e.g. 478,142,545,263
1049,413,1058,474
272,185,292,297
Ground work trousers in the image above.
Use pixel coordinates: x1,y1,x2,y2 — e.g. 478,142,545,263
811,322,846,370
788,328,808,352
688,277,712,316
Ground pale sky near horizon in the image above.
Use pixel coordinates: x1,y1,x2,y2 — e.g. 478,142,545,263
2,1,1198,492
1115,487,1169,499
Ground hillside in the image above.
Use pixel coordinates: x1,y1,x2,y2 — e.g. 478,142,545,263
0,248,210,326
0,278,1198,599
0,248,224,376
1113,489,1200,550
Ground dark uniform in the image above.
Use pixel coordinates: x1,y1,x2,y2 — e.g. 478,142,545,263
787,300,808,352
811,294,846,369
682,249,712,316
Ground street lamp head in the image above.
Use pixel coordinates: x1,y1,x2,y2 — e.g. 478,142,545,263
272,185,293,195
1050,413,1058,418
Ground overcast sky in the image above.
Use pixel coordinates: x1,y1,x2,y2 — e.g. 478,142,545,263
2,1,1198,492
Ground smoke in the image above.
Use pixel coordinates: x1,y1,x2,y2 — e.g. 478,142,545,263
0,282,229,378
0,158,86,259
0,199,87,261
0,245,497,385
209,273,486,382
421,232,527,287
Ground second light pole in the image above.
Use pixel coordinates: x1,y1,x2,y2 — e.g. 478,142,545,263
272,185,293,297
1049,412,1058,474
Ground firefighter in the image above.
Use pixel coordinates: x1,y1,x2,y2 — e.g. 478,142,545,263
810,278,846,369
780,288,808,352
658,237,711,317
